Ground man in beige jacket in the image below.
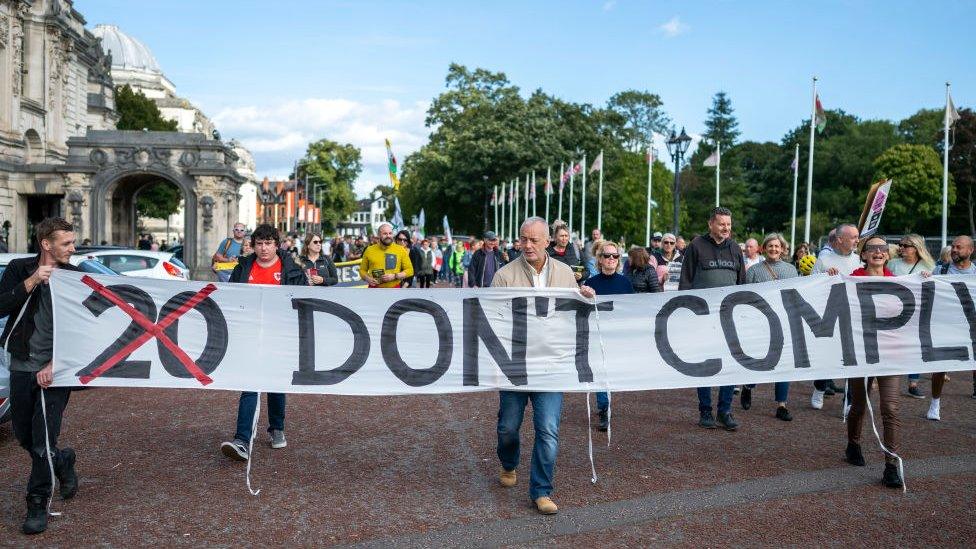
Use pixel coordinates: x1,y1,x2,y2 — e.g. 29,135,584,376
491,216,595,515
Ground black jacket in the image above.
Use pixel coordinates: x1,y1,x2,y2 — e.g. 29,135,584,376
300,255,339,286
467,247,506,287
0,255,80,361
546,243,582,270
627,265,661,293
229,250,307,286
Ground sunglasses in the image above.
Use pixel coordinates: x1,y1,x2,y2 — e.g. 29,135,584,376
601,253,621,259
863,244,889,253
662,241,676,245
311,240,321,244
396,237,409,242
898,243,914,248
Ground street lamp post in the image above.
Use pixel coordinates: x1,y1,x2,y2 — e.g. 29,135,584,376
665,128,693,236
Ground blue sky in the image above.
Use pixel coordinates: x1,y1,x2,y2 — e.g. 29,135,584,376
78,0,975,196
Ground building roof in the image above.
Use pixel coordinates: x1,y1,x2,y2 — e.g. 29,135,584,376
92,24,163,75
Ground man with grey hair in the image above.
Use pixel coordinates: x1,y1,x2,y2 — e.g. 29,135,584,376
491,216,593,515
809,222,861,409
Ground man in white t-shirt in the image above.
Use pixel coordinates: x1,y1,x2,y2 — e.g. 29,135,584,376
744,238,762,269
810,223,862,409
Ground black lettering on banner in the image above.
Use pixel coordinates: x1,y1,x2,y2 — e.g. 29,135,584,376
554,298,614,383
462,297,528,386
856,281,916,364
655,295,722,377
534,296,549,317
920,281,968,362
291,298,370,385
381,299,453,386
156,291,229,377
719,291,783,371
780,283,856,368
76,284,157,379
950,282,976,358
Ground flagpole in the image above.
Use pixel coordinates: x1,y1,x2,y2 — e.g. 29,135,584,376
645,142,653,247
791,144,799,252
500,181,506,241
715,141,721,207
804,76,817,245
581,153,587,240
569,162,576,236
524,173,530,220
515,177,520,232
942,82,951,249
558,162,564,222
545,166,551,223
597,149,604,231
510,179,515,241
493,184,499,236
532,171,537,216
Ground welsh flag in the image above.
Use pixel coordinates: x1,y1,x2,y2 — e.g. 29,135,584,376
385,138,400,191
815,95,827,134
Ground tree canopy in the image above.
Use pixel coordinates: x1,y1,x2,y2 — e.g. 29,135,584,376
115,84,178,131
298,139,363,232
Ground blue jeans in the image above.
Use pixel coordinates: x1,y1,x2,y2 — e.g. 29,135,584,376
234,392,286,442
497,391,562,500
908,374,920,381
698,386,734,414
596,392,609,412
744,382,790,403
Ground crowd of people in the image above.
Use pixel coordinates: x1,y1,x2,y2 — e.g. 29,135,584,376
3,213,976,534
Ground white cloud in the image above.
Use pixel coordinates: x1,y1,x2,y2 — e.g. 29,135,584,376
213,98,429,197
659,16,689,38
602,1,616,11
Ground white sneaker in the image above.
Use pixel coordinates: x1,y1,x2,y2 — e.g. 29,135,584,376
811,390,825,410
926,399,941,421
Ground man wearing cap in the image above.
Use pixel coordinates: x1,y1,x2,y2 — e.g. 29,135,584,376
650,232,664,252
468,230,506,288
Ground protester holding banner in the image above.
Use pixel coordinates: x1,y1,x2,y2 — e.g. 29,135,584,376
492,216,585,515
584,240,635,431
299,233,338,287
468,231,506,288
743,232,798,420
547,221,584,283
360,223,413,288
844,235,904,489
809,223,861,409
0,218,81,535
889,234,936,398
679,207,746,431
221,224,307,462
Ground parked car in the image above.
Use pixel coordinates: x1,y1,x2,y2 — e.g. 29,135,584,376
70,250,188,280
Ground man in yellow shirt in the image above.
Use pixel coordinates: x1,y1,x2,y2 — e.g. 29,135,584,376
360,222,413,288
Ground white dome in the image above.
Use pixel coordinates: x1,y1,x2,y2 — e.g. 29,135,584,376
92,24,163,75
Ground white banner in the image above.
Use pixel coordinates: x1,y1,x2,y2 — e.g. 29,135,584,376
50,270,976,395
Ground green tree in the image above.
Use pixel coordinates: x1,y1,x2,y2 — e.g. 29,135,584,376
115,84,178,131
297,139,362,232
606,90,670,152
898,108,942,146
703,91,740,147
873,144,952,233
136,183,182,219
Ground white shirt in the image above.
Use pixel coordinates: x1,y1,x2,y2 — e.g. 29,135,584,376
812,248,861,275
744,255,763,269
530,255,551,288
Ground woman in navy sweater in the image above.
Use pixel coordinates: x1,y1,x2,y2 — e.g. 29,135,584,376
582,240,634,431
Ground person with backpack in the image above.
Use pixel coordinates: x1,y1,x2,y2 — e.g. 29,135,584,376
212,223,247,282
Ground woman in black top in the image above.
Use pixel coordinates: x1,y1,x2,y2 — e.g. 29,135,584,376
546,221,584,282
299,233,338,286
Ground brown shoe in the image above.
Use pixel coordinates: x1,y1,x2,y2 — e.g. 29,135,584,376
499,469,517,487
534,496,558,515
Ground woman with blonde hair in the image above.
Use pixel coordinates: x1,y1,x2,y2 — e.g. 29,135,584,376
888,234,934,276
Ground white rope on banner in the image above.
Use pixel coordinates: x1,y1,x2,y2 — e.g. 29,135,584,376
245,392,261,496
861,377,907,493
591,299,612,447
584,391,597,484
39,389,63,517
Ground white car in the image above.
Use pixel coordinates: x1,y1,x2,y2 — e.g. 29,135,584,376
70,250,189,280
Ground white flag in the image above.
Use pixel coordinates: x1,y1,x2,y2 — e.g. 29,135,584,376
589,151,603,174
703,150,719,167
443,215,453,245
946,92,961,128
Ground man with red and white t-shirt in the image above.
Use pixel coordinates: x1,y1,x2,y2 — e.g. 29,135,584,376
220,224,306,462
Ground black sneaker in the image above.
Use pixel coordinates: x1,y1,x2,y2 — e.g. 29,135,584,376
22,495,47,535
733,387,741,395
824,386,836,396
740,387,752,410
883,463,903,488
845,442,866,466
698,411,716,429
56,447,78,500
220,439,249,461
827,381,845,394
717,412,739,431
598,409,609,432
907,385,925,399
775,406,793,421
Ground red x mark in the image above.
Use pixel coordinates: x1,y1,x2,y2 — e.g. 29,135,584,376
79,275,218,385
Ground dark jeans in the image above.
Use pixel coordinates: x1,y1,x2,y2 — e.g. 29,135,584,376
813,379,837,391
698,386,734,414
744,382,790,403
234,392,286,442
596,391,609,412
417,274,433,288
9,371,72,498
497,391,562,500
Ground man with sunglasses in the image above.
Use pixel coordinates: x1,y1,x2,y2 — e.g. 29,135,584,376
212,222,247,282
